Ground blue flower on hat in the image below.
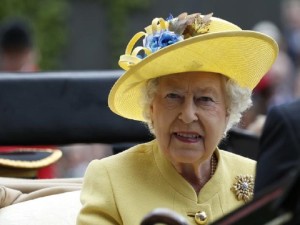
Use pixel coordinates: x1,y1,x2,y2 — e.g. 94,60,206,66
120,12,213,67
159,31,183,47
143,30,183,55
166,13,174,21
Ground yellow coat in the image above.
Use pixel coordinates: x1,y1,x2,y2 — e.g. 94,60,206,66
77,140,256,225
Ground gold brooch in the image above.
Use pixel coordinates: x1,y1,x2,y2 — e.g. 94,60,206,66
231,175,254,202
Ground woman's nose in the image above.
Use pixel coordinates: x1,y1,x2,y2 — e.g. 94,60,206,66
178,98,198,123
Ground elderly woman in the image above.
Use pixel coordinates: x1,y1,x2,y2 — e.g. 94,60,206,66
77,12,278,225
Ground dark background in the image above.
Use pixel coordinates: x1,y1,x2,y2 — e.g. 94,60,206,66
62,0,282,70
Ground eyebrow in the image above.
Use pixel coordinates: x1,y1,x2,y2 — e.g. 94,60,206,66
196,87,219,95
159,78,222,96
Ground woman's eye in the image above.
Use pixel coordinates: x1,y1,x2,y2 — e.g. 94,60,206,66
195,96,215,106
199,96,214,102
164,93,183,106
166,93,181,99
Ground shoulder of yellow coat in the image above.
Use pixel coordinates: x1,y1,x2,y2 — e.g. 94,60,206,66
218,149,256,171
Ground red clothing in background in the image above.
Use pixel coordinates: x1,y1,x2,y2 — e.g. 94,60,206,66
0,146,56,179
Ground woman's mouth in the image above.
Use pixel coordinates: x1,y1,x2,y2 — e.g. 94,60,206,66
174,132,202,143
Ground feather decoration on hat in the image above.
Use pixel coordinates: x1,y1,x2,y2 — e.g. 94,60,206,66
169,12,213,38
168,12,198,35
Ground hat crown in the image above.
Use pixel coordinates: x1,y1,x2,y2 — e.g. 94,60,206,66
144,16,242,35
202,17,242,33
119,13,242,71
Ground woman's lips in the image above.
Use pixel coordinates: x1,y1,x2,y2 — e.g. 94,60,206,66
173,132,202,143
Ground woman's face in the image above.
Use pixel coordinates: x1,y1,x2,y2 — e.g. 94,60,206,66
150,72,229,165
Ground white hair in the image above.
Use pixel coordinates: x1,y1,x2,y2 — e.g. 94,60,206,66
224,78,252,132
141,75,252,135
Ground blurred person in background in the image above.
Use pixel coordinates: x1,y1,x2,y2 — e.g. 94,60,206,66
0,19,113,179
281,0,300,67
0,19,39,72
0,19,58,179
240,20,295,135
254,99,300,191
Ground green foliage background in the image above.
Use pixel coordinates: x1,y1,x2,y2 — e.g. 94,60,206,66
0,0,68,70
99,0,151,68
0,0,151,70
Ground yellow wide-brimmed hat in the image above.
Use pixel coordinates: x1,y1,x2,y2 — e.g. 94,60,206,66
108,12,279,122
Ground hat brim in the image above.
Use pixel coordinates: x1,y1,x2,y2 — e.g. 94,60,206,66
109,30,278,121
0,149,62,169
